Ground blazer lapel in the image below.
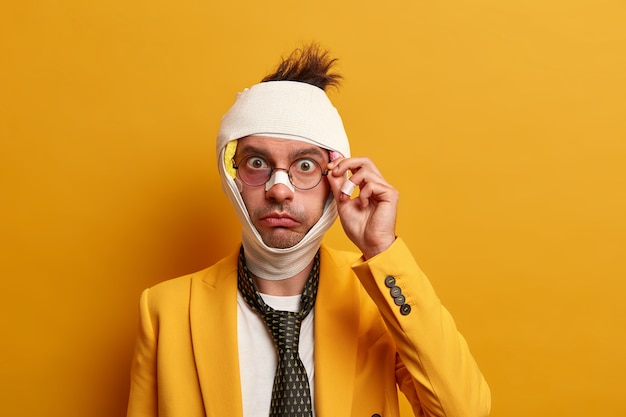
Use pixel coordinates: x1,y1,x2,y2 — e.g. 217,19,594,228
314,246,361,417
190,253,243,417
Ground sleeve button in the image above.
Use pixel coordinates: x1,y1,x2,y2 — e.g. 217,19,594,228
384,276,396,287
394,294,406,306
400,304,412,315
390,285,402,298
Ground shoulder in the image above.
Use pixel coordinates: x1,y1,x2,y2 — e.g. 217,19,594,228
318,243,369,298
319,243,362,269
143,249,240,306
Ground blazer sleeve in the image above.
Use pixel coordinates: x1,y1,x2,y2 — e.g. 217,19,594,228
127,288,158,417
351,238,491,417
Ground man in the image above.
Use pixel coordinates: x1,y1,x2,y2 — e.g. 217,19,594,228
127,45,491,417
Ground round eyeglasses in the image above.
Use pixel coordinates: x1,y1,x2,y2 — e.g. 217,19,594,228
232,155,329,190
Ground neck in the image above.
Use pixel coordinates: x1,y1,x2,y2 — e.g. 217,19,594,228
252,259,314,296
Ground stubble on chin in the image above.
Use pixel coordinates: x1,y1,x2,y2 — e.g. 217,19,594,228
261,232,303,249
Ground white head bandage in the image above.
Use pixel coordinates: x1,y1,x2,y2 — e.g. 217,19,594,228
217,81,350,280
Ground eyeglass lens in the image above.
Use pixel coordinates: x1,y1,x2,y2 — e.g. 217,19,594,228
236,155,325,190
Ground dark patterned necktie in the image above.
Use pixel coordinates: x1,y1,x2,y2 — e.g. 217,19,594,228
237,247,320,417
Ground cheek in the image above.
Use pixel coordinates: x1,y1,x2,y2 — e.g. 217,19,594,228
314,181,332,211
238,186,261,213
321,178,331,200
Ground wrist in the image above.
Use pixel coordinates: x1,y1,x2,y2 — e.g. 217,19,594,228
361,236,397,260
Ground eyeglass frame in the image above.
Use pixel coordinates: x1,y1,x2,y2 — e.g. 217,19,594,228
232,154,330,191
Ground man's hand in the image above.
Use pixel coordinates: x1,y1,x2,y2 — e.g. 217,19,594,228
327,157,399,259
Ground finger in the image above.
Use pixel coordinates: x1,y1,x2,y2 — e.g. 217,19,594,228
356,178,399,208
329,156,382,178
326,165,351,202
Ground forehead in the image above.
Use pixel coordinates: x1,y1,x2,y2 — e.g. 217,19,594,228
236,136,327,159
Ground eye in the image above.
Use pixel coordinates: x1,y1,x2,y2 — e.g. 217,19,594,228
293,158,317,173
245,156,269,170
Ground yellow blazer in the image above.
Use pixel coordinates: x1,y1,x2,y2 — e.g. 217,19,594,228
127,238,490,417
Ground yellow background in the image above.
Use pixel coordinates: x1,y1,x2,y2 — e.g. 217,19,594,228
1,1,625,416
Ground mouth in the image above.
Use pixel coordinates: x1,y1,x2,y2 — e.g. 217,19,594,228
259,212,299,228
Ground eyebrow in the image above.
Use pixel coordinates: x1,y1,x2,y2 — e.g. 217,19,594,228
237,144,329,162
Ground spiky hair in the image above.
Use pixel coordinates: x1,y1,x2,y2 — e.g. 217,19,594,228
261,43,342,91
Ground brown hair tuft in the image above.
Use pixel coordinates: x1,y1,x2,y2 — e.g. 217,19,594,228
261,43,342,91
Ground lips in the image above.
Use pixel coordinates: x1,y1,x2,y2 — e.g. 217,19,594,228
259,212,299,228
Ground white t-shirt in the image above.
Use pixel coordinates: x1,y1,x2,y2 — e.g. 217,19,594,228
237,292,315,417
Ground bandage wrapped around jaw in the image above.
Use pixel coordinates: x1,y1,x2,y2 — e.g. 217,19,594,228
217,81,351,280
